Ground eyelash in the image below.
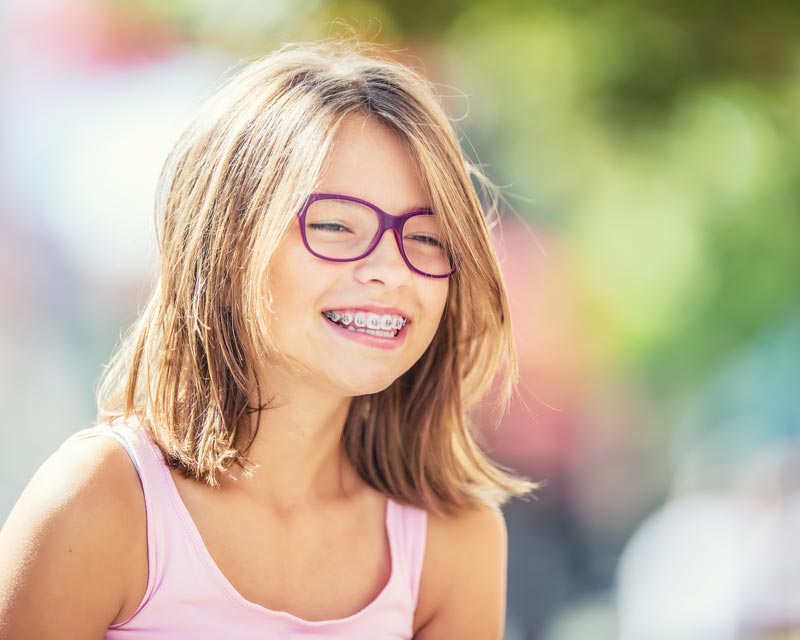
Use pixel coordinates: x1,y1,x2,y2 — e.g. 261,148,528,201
309,222,351,232
406,234,443,249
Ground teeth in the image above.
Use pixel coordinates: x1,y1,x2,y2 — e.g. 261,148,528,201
366,329,394,337
351,328,396,337
323,311,408,331
324,310,407,332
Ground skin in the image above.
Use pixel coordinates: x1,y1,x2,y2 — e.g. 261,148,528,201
222,113,449,512
0,114,508,639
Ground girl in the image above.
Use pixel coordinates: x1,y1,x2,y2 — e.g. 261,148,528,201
0,40,535,639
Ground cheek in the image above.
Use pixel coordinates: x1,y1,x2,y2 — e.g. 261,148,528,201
418,280,449,341
268,237,331,315
428,280,449,320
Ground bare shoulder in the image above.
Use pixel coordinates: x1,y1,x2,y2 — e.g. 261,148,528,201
414,503,508,640
0,430,145,639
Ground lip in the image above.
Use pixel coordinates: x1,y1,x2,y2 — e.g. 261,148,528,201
320,311,409,350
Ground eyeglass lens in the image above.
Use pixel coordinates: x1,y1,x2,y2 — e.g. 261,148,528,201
304,198,452,276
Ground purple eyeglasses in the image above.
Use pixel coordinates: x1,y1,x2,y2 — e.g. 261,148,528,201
297,193,457,278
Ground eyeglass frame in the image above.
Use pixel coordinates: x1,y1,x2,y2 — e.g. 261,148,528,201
296,192,458,279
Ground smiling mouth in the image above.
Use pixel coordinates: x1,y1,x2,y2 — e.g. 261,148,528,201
322,310,408,339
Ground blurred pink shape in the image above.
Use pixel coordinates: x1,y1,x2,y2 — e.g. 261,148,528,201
475,216,593,477
8,0,178,69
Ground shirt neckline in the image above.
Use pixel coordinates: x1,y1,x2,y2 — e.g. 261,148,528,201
140,427,397,626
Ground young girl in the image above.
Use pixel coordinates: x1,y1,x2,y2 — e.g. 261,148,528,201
0,40,535,639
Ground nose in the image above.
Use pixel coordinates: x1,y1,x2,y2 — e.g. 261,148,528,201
352,228,412,287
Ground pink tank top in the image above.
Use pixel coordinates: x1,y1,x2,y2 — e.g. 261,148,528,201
64,420,428,639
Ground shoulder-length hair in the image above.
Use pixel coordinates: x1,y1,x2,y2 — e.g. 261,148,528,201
96,40,537,516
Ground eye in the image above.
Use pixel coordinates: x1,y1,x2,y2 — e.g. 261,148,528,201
308,222,352,233
405,234,444,249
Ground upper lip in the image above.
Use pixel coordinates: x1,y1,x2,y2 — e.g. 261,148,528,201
322,305,411,320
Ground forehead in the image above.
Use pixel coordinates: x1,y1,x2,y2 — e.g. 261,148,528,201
317,115,430,214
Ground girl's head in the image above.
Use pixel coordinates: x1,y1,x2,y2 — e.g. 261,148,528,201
98,40,535,514
266,113,450,397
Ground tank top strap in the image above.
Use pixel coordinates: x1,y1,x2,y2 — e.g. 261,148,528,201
61,418,175,622
386,497,428,608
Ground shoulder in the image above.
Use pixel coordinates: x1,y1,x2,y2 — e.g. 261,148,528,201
20,429,145,528
0,429,145,638
413,504,508,640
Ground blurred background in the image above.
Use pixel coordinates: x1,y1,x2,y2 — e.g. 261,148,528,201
1,1,799,638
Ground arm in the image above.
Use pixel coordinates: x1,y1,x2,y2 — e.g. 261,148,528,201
0,434,143,640
414,505,508,640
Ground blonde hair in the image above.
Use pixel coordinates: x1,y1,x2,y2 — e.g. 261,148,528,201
96,40,537,516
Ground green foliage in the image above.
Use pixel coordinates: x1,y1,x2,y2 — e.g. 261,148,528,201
112,0,800,394
433,3,800,393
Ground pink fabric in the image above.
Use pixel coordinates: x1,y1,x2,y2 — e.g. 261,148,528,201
64,420,428,639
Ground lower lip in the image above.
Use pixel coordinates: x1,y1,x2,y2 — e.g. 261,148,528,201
321,314,409,350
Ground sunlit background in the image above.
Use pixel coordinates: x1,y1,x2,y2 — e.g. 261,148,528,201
1,1,799,638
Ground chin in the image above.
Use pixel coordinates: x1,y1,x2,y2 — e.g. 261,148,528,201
334,371,401,397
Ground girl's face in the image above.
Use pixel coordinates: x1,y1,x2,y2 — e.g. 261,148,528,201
264,115,450,397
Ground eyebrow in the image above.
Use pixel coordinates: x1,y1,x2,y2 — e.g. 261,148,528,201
320,193,434,214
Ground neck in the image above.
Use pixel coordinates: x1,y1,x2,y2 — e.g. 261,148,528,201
221,366,361,513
